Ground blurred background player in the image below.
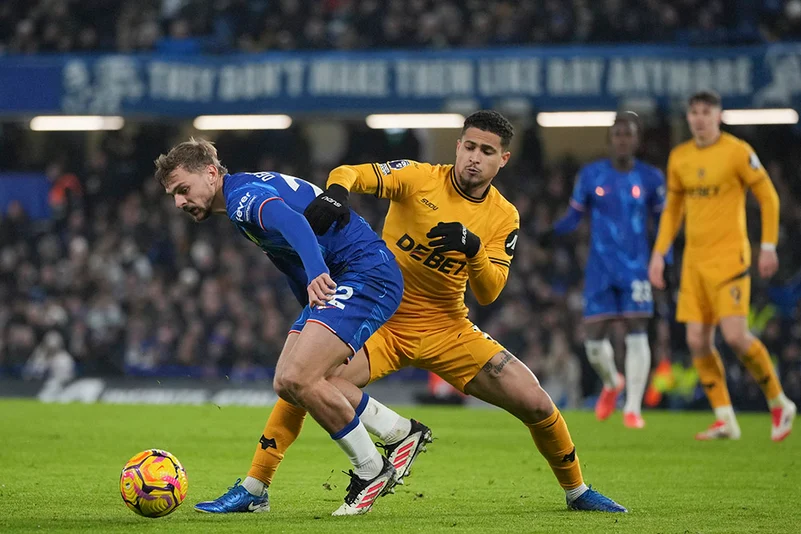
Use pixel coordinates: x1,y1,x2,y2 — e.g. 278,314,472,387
649,91,797,442
154,139,419,515
539,112,666,429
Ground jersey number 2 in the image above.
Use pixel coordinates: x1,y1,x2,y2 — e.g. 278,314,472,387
328,286,354,310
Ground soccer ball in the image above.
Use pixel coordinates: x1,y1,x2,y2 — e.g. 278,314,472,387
120,449,188,518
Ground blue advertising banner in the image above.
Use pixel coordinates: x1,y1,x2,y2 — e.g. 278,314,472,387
0,173,51,220
1,44,801,116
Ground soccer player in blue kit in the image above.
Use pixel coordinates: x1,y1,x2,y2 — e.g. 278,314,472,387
154,138,424,515
539,113,667,429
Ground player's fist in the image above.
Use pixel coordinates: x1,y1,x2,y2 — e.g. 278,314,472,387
758,248,779,279
648,253,666,290
307,272,337,308
427,222,481,258
303,184,351,235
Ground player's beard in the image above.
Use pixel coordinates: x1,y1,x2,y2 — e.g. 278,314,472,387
458,167,491,196
184,204,211,222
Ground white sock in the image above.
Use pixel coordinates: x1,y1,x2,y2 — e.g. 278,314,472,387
565,483,589,502
585,339,619,389
332,417,384,480
714,405,737,426
623,333,651,415
242,476,268,496
358,394,412,445
768,392,791,409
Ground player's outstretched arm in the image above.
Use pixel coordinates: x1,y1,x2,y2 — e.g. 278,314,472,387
303,184,351,235
257,196,335,304
539,204,584,247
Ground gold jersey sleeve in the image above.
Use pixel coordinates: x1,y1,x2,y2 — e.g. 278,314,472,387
653,132,778,263
328,162,519,328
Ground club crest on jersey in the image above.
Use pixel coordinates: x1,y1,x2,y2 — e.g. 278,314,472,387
697,168,705,179
388,160,411,171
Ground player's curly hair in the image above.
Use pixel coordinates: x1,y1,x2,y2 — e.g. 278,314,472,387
462,110,514,149
154,137,228,186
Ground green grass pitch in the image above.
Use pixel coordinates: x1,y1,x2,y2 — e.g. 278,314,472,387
0,400,798,533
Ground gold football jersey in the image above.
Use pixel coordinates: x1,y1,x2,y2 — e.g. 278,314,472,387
655,132,778,262
328,160,519,328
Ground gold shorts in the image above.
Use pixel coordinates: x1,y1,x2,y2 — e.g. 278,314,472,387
676,255,750,325
365,317,505,392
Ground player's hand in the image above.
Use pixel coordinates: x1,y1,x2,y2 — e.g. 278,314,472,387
303,184,351,235
307,272,337,308
648,253,666,290
427,222,481,258
758,248,779,279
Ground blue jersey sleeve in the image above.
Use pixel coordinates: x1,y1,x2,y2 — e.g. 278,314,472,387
552,206,583,235
647,168,667,215
231,185,330,282
552,170,588,235
569,169,590,212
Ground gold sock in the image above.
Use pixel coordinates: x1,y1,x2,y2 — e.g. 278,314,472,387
246,398,307,486
693,350,732,409
526,407,583,491
739,339,783,401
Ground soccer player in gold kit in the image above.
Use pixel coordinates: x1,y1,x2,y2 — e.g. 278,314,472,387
198,111,627,514
649,91,796,441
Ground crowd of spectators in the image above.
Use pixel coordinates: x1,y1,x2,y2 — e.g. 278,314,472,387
2,0,801,55
1,119,800,409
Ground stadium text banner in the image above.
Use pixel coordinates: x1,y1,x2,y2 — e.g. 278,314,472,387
1,44,801,115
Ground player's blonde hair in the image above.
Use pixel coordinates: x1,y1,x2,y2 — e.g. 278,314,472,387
154,138,228,186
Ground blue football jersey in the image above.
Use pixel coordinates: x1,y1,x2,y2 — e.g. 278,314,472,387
223,171,394,304
570,159,665,287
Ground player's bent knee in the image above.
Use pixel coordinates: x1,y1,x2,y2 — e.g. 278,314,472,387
686,331,712,356
521,385,556,423
722,330,752,354
273,367,311,402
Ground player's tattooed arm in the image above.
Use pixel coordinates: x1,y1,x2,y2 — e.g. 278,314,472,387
481,350,515,378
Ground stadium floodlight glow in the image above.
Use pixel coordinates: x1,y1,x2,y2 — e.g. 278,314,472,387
29,116,125,131
193,115,293,130
365,114,466,129
536,112,617,128
721,109,799,125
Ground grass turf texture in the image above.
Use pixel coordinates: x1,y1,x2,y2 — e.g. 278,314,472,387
0,400,797,533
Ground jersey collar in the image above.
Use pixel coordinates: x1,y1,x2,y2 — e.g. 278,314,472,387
449,167,490,203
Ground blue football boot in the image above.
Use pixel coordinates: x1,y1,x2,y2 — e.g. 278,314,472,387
568,486,628,513
194,478,270,513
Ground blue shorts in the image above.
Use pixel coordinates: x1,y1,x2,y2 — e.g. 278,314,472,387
584,280,654,321
290,260,404,355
